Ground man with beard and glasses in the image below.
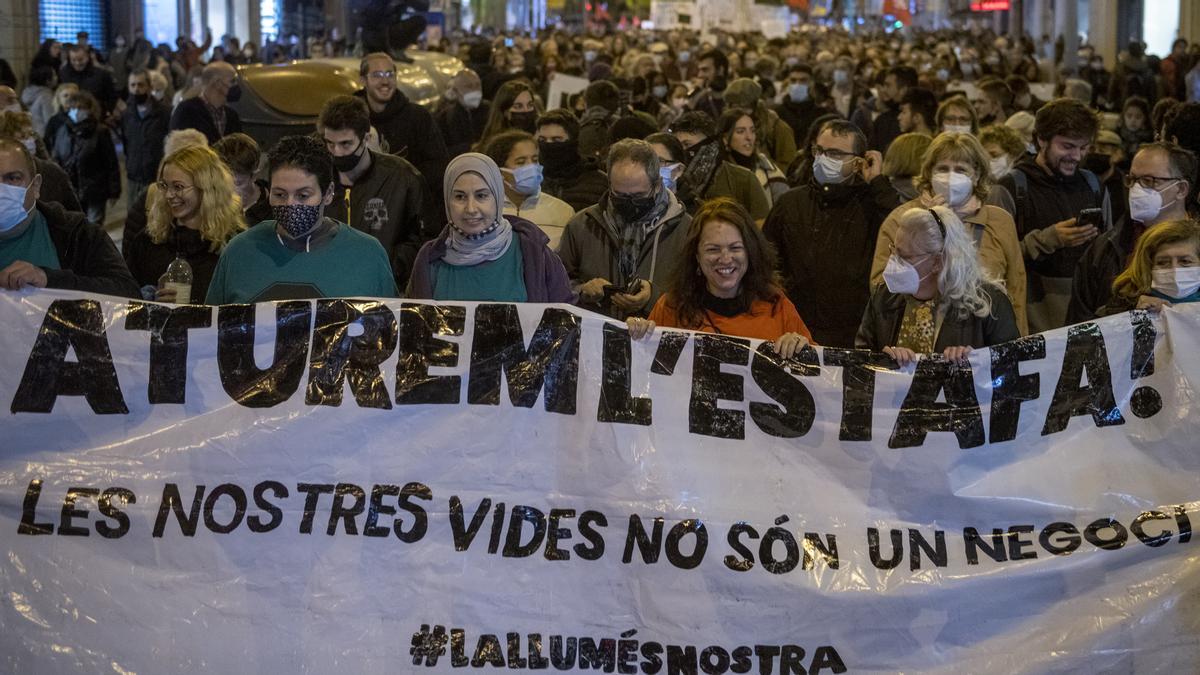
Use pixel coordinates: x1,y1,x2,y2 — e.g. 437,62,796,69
318,95,429,290
763,119,900,347
558,139,691,318
998,98,1107,332
205,135,396,304
534,110,609,213
121,68,170,211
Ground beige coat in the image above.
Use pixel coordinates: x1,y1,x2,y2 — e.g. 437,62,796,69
870,199,1029,336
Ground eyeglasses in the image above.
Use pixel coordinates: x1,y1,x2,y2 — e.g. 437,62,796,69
156,181,196,198
367,70,396,80
812,144,860,161
1124,174,1181,190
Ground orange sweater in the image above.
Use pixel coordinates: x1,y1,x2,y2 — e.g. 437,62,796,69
649,294,814,343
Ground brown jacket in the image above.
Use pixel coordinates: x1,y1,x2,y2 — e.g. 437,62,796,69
870,198,1028,336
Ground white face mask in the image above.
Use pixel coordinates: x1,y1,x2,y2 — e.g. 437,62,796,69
813,154,847,185
943,123,972,135
1128,182,1178,224
989,156,1011,179
461,90,483,110
931,170,974,207
882,254,923,295
1152,266,1200,299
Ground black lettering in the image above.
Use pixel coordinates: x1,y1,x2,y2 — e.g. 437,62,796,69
395,482,431,542
203,483,247,534
12,299,128,414
216,301,312,408
749,342,818,438
579,638,617,671
550,636,577,669
889,357,983,449
18,479,54,535
664,519,708,569
396,303,464,405
449,495,491,551
598,323,652,425
867,528,903,569
327,482,366,535
305,300,397,409
821,348,895,441
809,645,848,674
666,645,697,675
780,645,806,675
468,304,580,413
364,484,400,537
96,487,135,539
803,532,839,570
153,483,204,537
471,634,506,668
545,508,575,561
59,487,99,536
623,515,664,564
507,632,528,669
1042,323,1124,434
729,646,752,674
1131,511,1174,547
963,528,1007,564
1084,517,1128,550
724,523,759,571
124,302,212,403
296,483,334,534
503,505,547,557
248,481,288,532
1039,522,1082,555
909,529,948,570
690,334,747,440
1006,525,1037,560
988,336,1046,443
700,646,729,675
574,510,607,561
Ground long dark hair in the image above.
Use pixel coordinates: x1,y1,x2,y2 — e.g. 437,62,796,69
665,197,784,329
479,81,539,145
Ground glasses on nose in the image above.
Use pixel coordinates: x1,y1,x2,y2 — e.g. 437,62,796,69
812,145,859,161
156,181,195,198
368,70,396,81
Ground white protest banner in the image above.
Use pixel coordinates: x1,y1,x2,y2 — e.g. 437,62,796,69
545,73,590,111
2,289,1199,673
650,0,698,30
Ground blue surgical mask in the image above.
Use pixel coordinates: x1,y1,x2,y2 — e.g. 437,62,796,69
0,182,32,233
813,154,848,185
659,162,682,192
509,163,543,196
652,84,668,99
788,83,809,102
68,108,88,123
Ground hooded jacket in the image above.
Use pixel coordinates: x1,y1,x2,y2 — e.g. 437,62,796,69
558,188,691,317
50,117,121,203
354,88,448,198
28,200,139,297
763,175,902,347
323,150,429,287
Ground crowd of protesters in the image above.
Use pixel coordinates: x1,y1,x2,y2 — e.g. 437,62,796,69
3,19,1200,366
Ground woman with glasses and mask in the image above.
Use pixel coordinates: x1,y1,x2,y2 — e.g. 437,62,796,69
1099,220,1200,316
871,132,1028,335
407,152,573,303
124,145,244,302
857,206,1019,366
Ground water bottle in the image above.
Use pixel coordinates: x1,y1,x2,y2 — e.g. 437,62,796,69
162,254,193,304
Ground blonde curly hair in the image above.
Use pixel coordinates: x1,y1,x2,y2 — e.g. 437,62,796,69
147,145,245,252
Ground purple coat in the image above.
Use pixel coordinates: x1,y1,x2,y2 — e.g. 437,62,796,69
407,216,576,303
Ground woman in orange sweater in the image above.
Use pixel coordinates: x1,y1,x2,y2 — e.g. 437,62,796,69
627,197,812,357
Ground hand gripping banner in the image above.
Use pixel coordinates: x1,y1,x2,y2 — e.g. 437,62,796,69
2,289,1198,673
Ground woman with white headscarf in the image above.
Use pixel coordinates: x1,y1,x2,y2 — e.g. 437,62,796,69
406,152,574,302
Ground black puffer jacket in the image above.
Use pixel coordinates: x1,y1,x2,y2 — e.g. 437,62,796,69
763,175,902,347
121,99,171,183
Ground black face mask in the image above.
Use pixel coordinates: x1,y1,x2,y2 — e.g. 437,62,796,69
538,139,580,174
611,191,657,222
225,83,242,103
1083,153,1112,175
331,140,366,173
509,110,537,132
132,92,149,105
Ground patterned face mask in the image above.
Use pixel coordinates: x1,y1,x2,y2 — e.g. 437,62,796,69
273,203,322,239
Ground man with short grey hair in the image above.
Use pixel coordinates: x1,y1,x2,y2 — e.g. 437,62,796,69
558,139,692,318
169,61,242,143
